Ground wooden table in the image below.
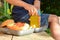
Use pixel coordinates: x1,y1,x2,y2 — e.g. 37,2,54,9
0,32,54,40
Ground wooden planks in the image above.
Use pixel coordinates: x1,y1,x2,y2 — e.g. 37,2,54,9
12,32,54,40
0,33,12,40
0,32,54,40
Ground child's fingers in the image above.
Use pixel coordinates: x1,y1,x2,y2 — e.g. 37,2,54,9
28,19,30,21
28,6,38,16
32,8,38,16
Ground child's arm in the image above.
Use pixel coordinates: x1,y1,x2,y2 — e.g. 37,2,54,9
6,0,38,16
34,0,40,10
6,0,31,9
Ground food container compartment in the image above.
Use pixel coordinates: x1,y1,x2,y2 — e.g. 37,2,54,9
0,28,34,36
34,26,48,33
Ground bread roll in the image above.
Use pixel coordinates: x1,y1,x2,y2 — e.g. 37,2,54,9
0,19,14,27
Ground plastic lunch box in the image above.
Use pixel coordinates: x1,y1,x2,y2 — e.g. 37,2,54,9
0,26,48,36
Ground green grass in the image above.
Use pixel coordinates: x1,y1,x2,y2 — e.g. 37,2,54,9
45,28,51,35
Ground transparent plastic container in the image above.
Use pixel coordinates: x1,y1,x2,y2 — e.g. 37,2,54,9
31,9,42,33
30,9,41,28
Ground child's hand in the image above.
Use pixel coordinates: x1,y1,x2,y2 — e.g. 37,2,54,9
24,5,38,16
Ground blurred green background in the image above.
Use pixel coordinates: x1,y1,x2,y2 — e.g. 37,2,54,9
41,0,60,16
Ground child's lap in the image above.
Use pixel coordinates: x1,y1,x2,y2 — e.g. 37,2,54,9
12,9,30,23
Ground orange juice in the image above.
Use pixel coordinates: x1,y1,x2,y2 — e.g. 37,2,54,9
30,15,40,28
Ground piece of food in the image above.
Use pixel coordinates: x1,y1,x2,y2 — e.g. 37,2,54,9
15,22,24,27
7,22,30,30
0,19,14,27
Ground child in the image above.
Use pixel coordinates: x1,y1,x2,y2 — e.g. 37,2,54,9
6,0,60,40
